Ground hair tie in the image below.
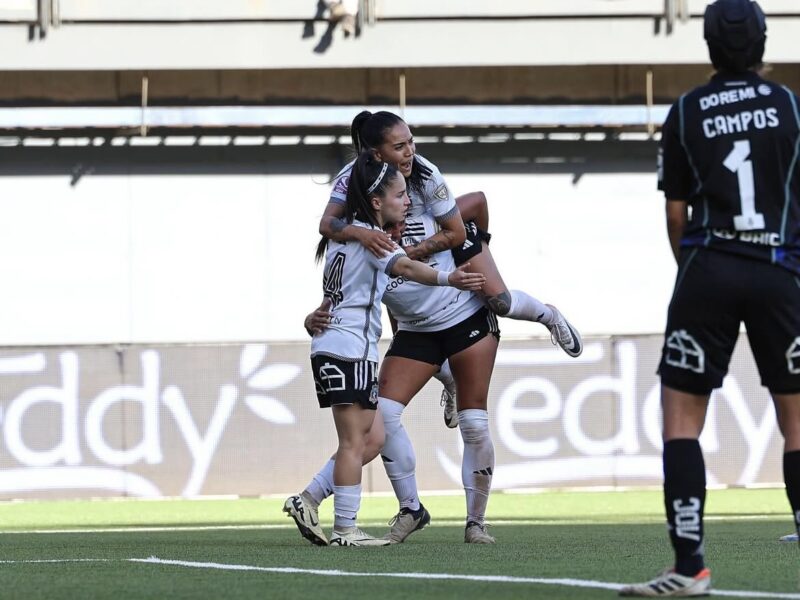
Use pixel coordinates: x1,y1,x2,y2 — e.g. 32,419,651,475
367,162,389,194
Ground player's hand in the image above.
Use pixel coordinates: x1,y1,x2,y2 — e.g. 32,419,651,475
403,243,422,261
448,263,485,291
304,298,333,336
356,228,396,258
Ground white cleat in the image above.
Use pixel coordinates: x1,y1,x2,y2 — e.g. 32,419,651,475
440,383,458,429
545,304,583,357
283,495,327,546
329,527,391,547
464,521,496,544
619,567,711,597
779,533,799,542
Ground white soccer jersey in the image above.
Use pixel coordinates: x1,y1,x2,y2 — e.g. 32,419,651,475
383,213,483,332
311,220,406,362
328,154,456,221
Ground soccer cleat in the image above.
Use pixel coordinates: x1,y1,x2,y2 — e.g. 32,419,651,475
545,304,583,357
619,567,711,597
283,495,327,547
779,533,799,542
464,520,496,544
441,383,459,429
383,504,431,543
329,527,391,547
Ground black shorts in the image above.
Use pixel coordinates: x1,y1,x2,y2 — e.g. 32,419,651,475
658,248,800,395
385,306,500,366
451,220,492,266
310,355,379,409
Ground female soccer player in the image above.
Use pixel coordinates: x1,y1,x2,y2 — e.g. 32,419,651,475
309,151,484,547
321,110,581,352
321,110,582,428
287,210,501,547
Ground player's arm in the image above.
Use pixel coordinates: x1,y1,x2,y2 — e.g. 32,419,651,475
665,199,688,264
319,202,395,257
404,208,466,261
303,298,333,336
659,102,691,265
389,257,484,290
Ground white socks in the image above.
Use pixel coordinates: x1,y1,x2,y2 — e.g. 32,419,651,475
459,409,494,525
379,397,421,511
507,290,554,325
303,458,335,506
333,483,361,530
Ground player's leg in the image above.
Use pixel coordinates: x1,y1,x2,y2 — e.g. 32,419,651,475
452,217,582,357
445,308,499,543
377,342,441,542
744,261,800,546
621,250,739,596
434,359,458,428
329,402,388,546
456,191,489,232
774,393,800,543
286,404,386,545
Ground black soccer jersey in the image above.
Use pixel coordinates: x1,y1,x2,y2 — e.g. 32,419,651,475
659,71,800,274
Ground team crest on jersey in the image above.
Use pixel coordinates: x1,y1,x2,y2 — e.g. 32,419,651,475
758,84,772,96
333,175,350,195
665,330,705,373
433,183,449,201
369,382,379,404
787,337,800,375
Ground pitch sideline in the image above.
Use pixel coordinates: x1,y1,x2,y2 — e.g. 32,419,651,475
2,557,799,599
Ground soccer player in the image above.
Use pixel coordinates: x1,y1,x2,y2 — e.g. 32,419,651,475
322,110,583,429
620,0,800,595
308,151,484,547
287,209,501,546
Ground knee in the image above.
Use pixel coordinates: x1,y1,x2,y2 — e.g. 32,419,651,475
486,293,511,316
459,409,490,444
378,397,404,435
338,437,367,456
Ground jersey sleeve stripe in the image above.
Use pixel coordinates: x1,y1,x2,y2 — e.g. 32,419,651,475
435,205,459,223
385,252,404,275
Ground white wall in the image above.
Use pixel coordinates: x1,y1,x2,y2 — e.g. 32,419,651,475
0,170,674,345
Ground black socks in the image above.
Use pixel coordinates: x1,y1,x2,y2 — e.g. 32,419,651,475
664,439,706,576
784,450,800,541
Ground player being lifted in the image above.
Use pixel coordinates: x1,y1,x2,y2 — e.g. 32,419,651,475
621,0,800,596
321,110,582,429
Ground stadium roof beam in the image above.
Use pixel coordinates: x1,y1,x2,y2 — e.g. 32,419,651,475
5,0,799,23
2,18,799,70
0,138,659,177
0,105,670,135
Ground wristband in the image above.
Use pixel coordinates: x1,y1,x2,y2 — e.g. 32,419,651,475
436,270,452,286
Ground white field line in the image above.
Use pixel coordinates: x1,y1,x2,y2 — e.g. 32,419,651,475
0,513,786,535
2,557,798,599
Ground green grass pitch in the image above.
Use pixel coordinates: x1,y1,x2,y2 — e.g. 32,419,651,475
1,489,798,599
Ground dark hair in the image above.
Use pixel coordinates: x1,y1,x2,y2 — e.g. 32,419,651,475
350,110,432,198
315,151,400,262
704,0,766,73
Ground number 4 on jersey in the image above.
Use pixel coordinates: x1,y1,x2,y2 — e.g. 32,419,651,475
724,139,765,231
323,251,346,308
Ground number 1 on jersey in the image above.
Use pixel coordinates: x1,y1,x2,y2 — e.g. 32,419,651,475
724,140,765,231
